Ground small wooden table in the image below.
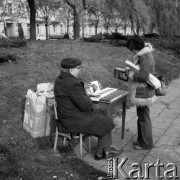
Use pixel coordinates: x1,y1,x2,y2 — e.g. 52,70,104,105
93,89,129,139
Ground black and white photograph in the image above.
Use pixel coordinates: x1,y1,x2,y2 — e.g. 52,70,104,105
0,0,180,179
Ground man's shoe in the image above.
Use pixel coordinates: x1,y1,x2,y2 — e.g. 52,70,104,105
103,147,123,158
94,148,124,161
104,151,121,159
94,152,119,161
104,147,124,155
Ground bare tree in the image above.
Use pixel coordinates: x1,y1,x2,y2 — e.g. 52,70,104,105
86,0,104,36
36,0,62,40
105,0,151,35
145,0,180,36
12,0,28,18
0,1,8,36
55,3,72,35
64,0,85,40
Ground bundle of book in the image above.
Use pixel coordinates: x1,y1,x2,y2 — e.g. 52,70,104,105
125,60,161,89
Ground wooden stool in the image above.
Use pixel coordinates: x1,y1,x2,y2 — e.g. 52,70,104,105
53,101,91,157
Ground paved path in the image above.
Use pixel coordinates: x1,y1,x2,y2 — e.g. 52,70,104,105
75,78,180,180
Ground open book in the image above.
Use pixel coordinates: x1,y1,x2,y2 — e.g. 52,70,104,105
85,81,101,95
85,81,117,101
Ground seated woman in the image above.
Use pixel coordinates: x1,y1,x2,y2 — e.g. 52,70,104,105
54,58,123,160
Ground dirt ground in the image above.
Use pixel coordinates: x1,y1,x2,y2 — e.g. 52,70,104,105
0,39,180,180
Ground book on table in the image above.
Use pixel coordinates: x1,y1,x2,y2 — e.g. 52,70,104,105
85,80,119,102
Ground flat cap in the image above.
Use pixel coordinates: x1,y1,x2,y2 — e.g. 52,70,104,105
61,58,82,69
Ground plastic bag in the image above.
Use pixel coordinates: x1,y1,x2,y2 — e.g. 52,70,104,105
23,89,47,138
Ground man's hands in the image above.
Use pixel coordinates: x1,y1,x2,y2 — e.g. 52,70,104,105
84,83,91,96
84,83,101,97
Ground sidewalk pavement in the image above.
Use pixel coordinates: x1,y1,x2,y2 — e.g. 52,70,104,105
74,78,180,180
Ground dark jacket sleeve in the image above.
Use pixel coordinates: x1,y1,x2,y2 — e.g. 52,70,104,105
68,81,93,112
133,56,150,83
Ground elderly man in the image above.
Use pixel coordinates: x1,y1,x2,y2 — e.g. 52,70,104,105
54,58,122,160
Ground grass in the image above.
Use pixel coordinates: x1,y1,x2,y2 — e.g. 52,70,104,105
0,39,180,180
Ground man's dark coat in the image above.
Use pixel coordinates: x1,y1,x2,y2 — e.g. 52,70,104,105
54,72,114,136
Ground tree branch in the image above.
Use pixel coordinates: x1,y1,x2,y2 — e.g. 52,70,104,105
64,0,75,9
82,0,86,9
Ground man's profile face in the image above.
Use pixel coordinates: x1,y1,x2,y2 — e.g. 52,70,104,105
70,66,81,78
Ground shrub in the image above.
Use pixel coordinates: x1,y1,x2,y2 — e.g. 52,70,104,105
143,33,159,38
0,38,26,48
109,40,127,47
64,33,69,39
0,53,18,63
102,33,112,39
111,32,128,40
103,32,129,41
83,34,102,42
158,38,180,54
11,39,26,47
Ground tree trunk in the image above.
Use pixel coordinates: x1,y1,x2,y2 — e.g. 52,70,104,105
106,28,109,33
73,8,80,40
150,23,155,34
123,22,127,35
115,23,118,32
45,23,48,40
95,24,98,36
27,0,36,41
136,20,140,35
3,20,7,36
82,22,84,38
130,15,135,35
67,20,69,34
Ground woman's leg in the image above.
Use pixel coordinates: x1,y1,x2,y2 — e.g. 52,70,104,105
136,106,153,149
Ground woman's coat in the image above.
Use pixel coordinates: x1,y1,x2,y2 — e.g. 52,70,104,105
129,44,157,106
